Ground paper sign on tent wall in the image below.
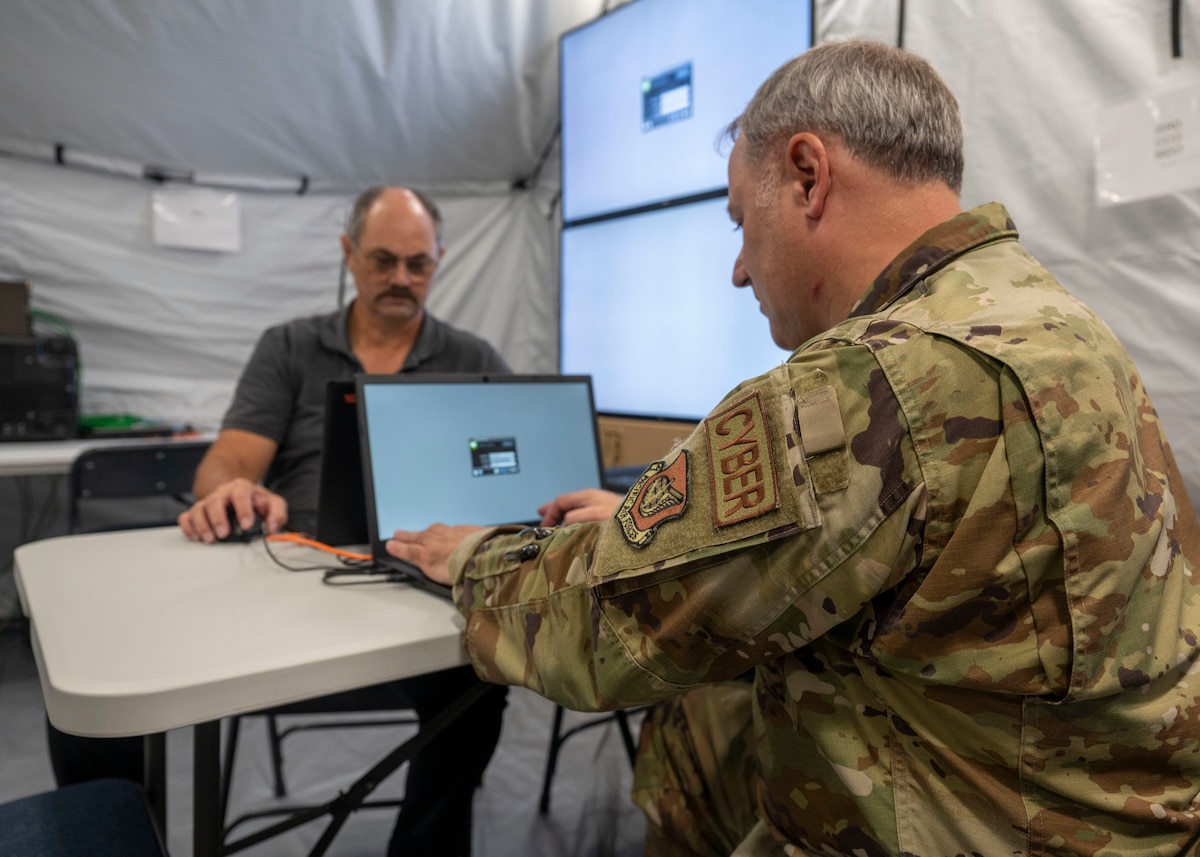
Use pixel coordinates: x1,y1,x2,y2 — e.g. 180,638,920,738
1095,86,1200,208
150,185,241,252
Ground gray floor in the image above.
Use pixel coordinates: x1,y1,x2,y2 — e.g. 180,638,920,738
0,621,646,857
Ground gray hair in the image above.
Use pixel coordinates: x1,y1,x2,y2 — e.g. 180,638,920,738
345,186,444,246
727,40,963,194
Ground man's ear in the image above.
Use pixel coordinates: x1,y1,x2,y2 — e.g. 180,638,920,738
339,233,354,263
785,132,831,219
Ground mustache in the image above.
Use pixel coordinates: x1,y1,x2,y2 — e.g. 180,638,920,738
378,286,417,302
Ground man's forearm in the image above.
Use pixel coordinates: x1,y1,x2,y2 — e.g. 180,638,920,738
192,451,254,498
190,429,278,498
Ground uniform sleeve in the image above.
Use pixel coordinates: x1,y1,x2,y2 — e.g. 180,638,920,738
220,325,297,443
450,345,927,711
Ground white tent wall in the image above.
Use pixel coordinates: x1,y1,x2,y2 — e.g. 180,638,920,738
2,0,1200,621
0,160,560,426
0,0,585,429
0,2,584,187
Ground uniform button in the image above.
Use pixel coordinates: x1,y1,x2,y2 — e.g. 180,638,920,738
503,543,542,562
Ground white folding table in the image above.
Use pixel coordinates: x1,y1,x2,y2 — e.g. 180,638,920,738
14,526,472,857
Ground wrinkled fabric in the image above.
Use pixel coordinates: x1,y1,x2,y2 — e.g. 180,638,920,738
448,203,1200,856
632,682,759,857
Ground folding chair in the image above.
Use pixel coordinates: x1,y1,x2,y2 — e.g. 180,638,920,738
538,705,646,813
220,685,420,844
67,440,211,533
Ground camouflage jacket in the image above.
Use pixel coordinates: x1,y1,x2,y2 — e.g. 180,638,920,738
448,203,1200,856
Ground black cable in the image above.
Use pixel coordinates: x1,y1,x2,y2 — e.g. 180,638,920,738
1171,0,1182,58
259,532,358,573
29,475,61,541
11,475,58,544
16,476,31,543
336,255,348,308
897,0,906,49
519,0,616,195
335,202,352,307
512,121,562,192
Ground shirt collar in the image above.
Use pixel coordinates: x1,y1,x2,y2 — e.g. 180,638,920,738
403,311,444,370
317,301,445,372
847,202,1019,320
316,303,356,360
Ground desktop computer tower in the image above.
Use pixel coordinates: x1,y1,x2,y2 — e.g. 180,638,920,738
0,335,79,440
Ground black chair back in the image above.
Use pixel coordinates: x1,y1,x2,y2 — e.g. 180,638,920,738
68,440,211,533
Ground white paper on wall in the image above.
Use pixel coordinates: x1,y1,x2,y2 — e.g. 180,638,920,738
151,185,241,252
1095,86,1200,208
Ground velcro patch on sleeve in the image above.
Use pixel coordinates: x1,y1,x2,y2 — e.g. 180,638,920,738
796,386,845,454
704,390,780,528
616,449,690,548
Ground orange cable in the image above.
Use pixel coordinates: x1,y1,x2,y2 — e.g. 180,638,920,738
265,532,373,562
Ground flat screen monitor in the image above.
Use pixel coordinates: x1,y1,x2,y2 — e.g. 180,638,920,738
560,195,789,422
560,0,815,224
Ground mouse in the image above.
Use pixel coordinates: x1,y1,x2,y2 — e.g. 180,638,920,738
218,506,262,543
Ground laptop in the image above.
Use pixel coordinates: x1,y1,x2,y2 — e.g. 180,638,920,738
356,373,605,598
313,380,369,547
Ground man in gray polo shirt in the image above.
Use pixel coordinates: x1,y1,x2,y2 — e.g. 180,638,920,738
182,186,509,539
170,185,509,857
51,184,508,849
50,188,509,855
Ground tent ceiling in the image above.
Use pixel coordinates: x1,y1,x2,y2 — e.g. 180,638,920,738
0,0,605,192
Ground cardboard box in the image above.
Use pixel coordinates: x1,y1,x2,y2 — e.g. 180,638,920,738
0,281,30,336
597,414,696,468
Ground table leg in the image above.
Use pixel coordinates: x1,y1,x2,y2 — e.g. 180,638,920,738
218,681,493,857
143,732,167,834
194,720,222,857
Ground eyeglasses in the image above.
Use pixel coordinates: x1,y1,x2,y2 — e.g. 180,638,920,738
361,249,439,281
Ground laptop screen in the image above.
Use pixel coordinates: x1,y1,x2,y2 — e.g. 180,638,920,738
356,373,605,555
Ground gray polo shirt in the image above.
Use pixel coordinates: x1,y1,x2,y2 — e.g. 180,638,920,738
222,303,510,528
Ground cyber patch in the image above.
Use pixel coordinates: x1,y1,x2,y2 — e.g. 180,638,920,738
616,450,689,548
704,390,779,527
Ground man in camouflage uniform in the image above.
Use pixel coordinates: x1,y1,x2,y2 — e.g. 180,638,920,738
388,40,1200,856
